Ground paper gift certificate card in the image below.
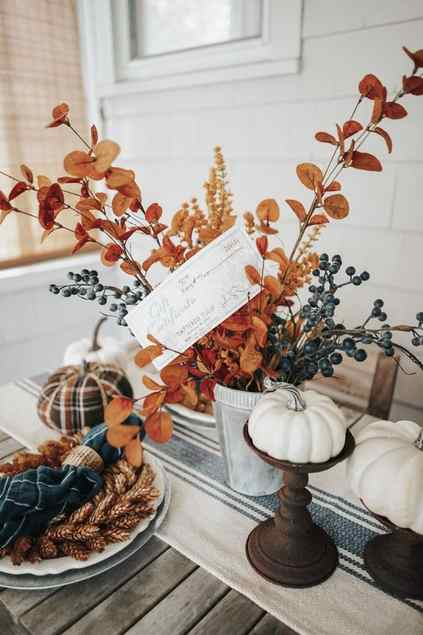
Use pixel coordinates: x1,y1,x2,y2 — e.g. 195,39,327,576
126,225,266,369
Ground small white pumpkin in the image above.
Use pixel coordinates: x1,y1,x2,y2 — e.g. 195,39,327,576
248,385,346,463
64,318,129,370
347,419,423,533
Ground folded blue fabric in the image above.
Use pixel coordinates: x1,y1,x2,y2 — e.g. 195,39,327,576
0,424,122,549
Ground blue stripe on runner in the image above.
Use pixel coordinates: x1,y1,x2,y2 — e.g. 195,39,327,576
18,376,423,613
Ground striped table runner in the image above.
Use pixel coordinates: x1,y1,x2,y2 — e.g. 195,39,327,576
1,375,422,635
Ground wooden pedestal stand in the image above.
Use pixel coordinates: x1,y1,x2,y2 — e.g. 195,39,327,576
244,425,355,588
363,511,423,600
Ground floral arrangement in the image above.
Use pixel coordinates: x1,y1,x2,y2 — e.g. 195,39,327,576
1,46,423,454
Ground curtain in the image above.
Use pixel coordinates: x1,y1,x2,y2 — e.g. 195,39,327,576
0,0,88,268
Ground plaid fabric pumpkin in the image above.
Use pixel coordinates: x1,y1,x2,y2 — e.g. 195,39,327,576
37,362,133,435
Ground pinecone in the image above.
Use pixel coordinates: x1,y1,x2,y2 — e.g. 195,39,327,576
39,537,59,559
60,541,90,561
108,500,133,521
72,525,100,542
26,546,42,563
85,536,107,553
102,528,131,544
114,459,137,486
112,513,142,531
90,493,116,525
10,536,32,566
68,501,95,524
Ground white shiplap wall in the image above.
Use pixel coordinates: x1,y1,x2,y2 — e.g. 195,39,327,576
101,1,423,418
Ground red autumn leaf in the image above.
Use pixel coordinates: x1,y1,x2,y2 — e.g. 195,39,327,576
112,192,132,217
358,74,384,99
0,191,12,211
45,183,64,213
120,260,142,276
134,344,163,368
76,197,102,212
20,164,33,184
8,181,29,201
251,316,268,347
264,275,282,298
240,342,262,375
199,378,216,401
105,167,135,189
118,181,141,199
245,265,261,285
342,120,363,139
383,102,407,119
315,131,337,145
142,376,165,391
64,150,94,178
308,214,329,226
72,236,90,254
323,194,349,219
57,176,81,184
221,313,251,332
265,247,288,269
145,203,163,223
403,47,423,70
350,151,382,172
152,223,167,236
105,396,134,427
107,424,139,448
296,163,323,191
373,127,393,154
256,199,280,223
285,199,306,222
101,243,123,266
91,124,99,147
124,436,143,468
371,98,383,124
38,204,55,230
74,222,88,240
258,223,278,235
94,140,120,172
46,102,69,127
256,235,268,256
160,365,189,390
325,180,341,192
402,75,423,96
144,411,173,443
142,391,166,416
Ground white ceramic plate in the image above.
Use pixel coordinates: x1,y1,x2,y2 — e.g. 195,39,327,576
0,451,165,576
166,403,215,426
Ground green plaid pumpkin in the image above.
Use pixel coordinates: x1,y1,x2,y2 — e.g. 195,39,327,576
37,362,133,435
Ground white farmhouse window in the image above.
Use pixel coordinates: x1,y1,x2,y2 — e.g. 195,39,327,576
78,0,302,96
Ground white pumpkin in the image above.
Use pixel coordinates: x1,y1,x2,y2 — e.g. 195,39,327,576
347,419,423,533
64,318,129,370
248,386,346,463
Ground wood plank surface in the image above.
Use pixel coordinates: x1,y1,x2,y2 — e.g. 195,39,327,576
188,589,264,635
125,567,228,635
62,547,197,635
20,537,169,635
248,612,300,635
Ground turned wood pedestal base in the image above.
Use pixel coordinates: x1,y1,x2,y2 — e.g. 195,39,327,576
363,512,423,600
244,425,355,588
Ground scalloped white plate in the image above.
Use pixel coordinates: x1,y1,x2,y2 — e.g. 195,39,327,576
0,451,165,576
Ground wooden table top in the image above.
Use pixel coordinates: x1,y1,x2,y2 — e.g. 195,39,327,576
0,428,297,635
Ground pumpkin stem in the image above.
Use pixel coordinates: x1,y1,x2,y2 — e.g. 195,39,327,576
90,317,108,353
263,378,306,411
414,428,423,450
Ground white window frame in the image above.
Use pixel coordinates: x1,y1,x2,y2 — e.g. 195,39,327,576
78,0,302,97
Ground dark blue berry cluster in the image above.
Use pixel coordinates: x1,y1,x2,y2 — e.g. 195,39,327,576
49,268,146,327
265,254,423,385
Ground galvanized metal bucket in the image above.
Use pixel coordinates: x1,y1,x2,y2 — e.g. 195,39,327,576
213,384,283,496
